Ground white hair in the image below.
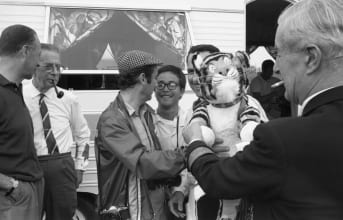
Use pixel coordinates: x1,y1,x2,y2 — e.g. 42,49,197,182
278,0,343,57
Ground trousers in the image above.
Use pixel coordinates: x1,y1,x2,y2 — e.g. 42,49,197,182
0,178,44,220
39,152,77,220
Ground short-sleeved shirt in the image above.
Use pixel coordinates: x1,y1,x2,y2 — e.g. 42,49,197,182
0,74,43,181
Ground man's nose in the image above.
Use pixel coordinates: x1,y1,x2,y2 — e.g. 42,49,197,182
162,85,170,91
50,65,62,75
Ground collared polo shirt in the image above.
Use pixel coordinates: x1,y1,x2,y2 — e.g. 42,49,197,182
0,74,43,181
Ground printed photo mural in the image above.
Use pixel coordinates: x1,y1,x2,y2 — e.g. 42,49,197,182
49,8,190,71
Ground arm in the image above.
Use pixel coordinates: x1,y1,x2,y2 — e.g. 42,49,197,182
99,116,185,180
0,101,17,192
69,95,91,171
185,123,285,200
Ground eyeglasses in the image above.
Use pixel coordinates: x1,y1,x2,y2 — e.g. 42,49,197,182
37,63,65,73
156,81,178,90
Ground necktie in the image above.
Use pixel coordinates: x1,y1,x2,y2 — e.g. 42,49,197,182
39,94,59,154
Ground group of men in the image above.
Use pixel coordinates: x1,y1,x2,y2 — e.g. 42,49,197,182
1,0,343,220
0,25,90,220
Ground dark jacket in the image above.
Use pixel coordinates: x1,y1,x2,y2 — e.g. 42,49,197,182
95,94,185,219
187,86,343,220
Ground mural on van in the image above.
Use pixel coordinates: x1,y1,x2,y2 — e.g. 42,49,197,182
49,8,190,70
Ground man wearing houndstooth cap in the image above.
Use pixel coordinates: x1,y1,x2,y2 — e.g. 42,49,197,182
96,50,186,220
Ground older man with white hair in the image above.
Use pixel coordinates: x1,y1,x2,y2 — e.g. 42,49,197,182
183,0,343,219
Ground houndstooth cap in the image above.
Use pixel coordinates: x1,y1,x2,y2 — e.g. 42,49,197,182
118,50,162,75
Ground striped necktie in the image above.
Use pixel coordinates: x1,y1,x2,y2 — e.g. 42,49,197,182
39,94,59,154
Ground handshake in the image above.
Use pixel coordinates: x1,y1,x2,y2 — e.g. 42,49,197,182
146,175,182,190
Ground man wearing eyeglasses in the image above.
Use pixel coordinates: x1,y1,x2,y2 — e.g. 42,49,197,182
0,24,44,220
154,65,189,219
23,43,90,220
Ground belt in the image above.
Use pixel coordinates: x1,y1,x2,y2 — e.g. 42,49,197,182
38,152,71,161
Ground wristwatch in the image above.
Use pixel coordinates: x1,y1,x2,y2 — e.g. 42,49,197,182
5,178,19,196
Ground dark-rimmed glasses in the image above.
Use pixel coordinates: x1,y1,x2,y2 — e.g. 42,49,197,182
156,81,178,90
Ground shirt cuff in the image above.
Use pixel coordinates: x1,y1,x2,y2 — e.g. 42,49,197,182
186,140,214,170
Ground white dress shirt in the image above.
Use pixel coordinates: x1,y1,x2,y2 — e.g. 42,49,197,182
23,82,90,170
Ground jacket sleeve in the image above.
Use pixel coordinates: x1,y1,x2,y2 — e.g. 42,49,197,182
99,115,185,180
188,123,286,200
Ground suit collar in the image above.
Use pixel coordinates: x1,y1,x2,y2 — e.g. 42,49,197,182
302,86,343,116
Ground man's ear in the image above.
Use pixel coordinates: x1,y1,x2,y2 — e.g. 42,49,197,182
304,44,322,75
138,72,146,84
16,45,29,58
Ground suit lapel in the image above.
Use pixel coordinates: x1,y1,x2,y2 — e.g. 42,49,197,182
302,86,343,116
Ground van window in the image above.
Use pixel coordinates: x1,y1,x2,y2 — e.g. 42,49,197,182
49,8,190,90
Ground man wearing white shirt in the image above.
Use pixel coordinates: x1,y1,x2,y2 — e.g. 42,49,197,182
23,43,90,220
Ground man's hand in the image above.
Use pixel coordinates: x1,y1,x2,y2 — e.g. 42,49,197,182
168,191,186,218
183,120,206,144
212,138,230,153
76,169,84,188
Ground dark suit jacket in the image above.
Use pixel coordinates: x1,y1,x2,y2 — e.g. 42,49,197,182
188,86,343,220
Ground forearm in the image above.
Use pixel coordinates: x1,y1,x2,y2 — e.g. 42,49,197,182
72,118,90,170
70,96,91,170
102,130,185,179
74,143,90,170
138,150,185,179
99,116,185,179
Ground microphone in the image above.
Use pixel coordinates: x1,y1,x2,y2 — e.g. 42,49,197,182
53,82,64,98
